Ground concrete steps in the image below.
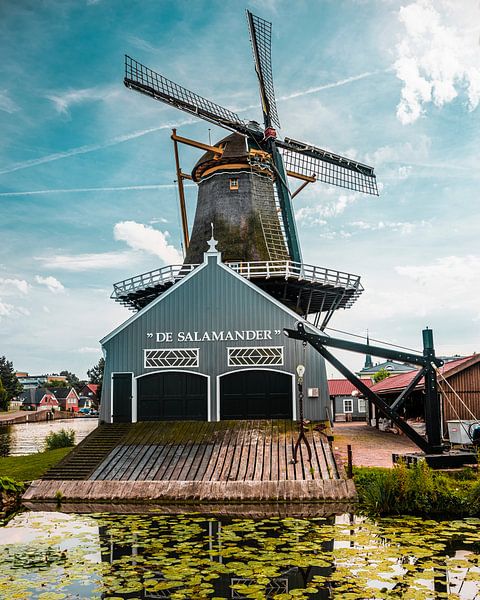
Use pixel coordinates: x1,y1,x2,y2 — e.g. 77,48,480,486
43,423,131,480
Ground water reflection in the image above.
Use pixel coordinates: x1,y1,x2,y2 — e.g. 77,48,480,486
0,511,479,599
0,418,98,456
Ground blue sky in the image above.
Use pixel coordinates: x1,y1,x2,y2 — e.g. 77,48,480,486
0,0,479,378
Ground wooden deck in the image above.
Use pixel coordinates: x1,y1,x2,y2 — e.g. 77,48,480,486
23,421,356,507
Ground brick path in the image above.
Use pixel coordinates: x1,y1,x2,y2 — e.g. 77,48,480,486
332,421,419,468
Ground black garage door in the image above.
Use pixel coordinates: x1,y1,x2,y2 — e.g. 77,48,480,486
137,372,207,421
220,370,292,420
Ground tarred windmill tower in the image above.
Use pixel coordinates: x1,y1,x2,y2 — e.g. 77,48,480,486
112,10,378,329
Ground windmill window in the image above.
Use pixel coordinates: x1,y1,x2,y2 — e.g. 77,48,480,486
229,178,239,191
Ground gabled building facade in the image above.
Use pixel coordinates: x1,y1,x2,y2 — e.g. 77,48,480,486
20,388,59,411
328,378,373,422
50,387,79,412
100,245,329,423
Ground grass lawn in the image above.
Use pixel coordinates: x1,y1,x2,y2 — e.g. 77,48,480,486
0,447,72,482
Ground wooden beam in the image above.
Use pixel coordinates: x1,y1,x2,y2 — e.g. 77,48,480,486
286,170,316,183
292,179,312,199
172,129,190,251
171,131,223,156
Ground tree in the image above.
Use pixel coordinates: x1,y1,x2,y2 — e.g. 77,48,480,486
87,357,105,398
59,370,81,390
44,379,68,389
0,378,8,412
373,367,391,384
0,356,22,404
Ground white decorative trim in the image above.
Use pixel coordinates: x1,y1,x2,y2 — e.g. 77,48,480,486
144,348,199,369
227,346,283,367
216,368,296,422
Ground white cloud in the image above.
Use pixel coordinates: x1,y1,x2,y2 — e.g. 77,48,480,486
35,275,65,294
0,301,14,317
0,89,19,114
46,86,119,115
349,220,430,234
395,0,480,124
0,278,29,295
366,136,431,166
114,221,183,264
295,192,359,225
0,300,29,319
37,252,136,272
387,255,480,319
78,346,101,354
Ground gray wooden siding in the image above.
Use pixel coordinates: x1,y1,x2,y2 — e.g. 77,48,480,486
101,254,328,422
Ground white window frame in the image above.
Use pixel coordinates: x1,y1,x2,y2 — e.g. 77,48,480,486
343,398,354,413
358,397,366,413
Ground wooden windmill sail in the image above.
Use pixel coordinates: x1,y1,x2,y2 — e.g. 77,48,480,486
114,10,377,328
123,10,378,265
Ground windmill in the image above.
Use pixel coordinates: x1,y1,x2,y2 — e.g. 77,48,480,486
114,10,378,328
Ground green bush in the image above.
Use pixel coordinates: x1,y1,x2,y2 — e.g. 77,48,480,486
354,462,478,517
0,477,25,495
44,428,75,451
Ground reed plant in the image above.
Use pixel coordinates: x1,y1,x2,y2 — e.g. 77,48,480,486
44,428,75,451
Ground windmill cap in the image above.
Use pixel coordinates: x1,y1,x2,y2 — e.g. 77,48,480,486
192,132,250,182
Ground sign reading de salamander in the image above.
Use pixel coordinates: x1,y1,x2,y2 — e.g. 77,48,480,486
150,329,282,343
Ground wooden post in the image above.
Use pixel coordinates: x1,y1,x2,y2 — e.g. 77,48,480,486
172,128,190,252
347,444,353,478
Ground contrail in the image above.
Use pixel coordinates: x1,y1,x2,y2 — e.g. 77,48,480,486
0,183,194,198
0,69,387,177
279,69,389,101
233,69,386,113
0,119,195,176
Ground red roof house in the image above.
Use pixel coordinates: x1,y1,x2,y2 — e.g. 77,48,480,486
328,378,374,422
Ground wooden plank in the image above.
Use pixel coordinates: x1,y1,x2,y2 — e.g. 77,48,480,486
99,444,134,480
243,423,259,482
311,432,329,480
148,421,191,480
219,420,244,481
203,429,228,481
121,422,169,480
89,445,125,481
322,438,339,480
252,421,266,481
210,425,235,481
285,421,297,481
183,421,212,480
191,442,214,482
261,419,273,481
232,419,252,481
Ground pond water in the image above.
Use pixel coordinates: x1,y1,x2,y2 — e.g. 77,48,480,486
0,511,479,599
0,418,98,456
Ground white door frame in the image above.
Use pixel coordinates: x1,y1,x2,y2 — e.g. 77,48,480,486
216,368,296,422
135,370,211,421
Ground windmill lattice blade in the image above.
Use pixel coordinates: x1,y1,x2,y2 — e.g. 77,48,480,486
277,138,378,196
246,11,280,129
124,55,247,133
